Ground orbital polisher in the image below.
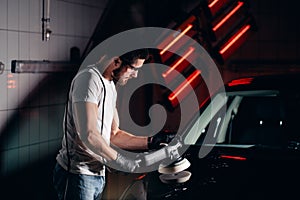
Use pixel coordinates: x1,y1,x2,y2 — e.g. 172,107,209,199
158,156,191,184
142,137,192,184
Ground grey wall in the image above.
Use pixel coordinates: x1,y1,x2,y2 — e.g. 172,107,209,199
0,0,107,176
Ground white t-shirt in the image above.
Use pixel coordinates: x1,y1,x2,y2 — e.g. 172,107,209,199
56,65,117,176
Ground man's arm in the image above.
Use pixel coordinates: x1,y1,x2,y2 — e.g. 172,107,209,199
73,101,118,161
73,102,143,172
110,108,148,150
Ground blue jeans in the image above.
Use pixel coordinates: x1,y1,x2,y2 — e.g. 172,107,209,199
53,163,106,200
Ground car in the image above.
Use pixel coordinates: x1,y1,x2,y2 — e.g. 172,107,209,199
117,73,300,200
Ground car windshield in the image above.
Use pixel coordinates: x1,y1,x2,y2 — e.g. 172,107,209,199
184,89,300,149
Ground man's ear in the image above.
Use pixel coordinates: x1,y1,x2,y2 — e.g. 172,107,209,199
113,57,122,69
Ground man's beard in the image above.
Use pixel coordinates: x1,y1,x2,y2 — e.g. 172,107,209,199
114,76,128,86
112,67,127,85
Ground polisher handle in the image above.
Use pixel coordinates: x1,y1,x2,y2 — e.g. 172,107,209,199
143,141,182,166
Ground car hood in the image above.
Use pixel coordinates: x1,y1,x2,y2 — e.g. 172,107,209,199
143,145,300,200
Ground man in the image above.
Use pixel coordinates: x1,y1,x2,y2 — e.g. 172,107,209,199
53,49,174,200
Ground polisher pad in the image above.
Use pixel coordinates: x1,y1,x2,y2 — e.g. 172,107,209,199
159,171,192,184
158,157,191,174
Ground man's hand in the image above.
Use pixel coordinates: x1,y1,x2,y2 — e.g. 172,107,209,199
148,130,176,150
143,139,182,166
114,153,141,173
164,140,182,160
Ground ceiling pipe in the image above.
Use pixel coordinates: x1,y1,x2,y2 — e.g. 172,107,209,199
42,0,52,41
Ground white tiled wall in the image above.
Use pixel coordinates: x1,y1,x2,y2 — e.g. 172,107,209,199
0,0,107,176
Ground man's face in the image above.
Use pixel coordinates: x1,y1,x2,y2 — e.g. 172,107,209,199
113,58,145,85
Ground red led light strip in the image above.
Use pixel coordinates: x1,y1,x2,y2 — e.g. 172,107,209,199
168,69,201,106
160,24,193,55
228,77,253,86
135,174,146,180
219,24,251,55
199,95,210,109
212,1,244,32
220,155,247,161
208,0,232,16
208,0,219,8
162,47,195,78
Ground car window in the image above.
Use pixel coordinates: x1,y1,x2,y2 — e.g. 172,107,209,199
228,96,285,147
207,91,300,149
185,88,300,150
184,92,228,145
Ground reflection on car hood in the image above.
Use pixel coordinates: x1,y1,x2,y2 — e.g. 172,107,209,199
144,145,300,200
